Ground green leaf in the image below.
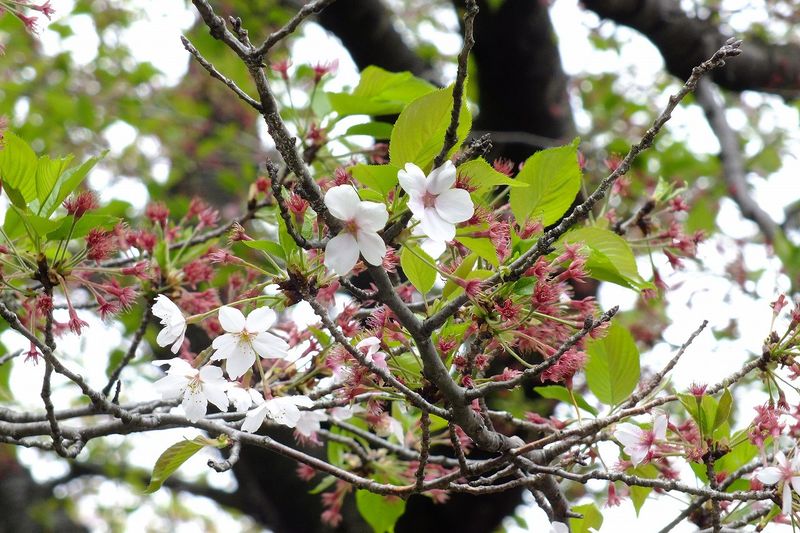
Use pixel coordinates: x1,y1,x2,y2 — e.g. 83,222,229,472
355,490,406,533
145,436,226,493
509,138,582,225
350,164,400,196
0,132,38,207
457,235,498,267
559,226,653,291
713,389,733,431
400,244,436,294
345,121,394,139
242,239,287,261
442,253,478,299
47,214,120,240
0,346,11,402
35,154,73,205
327,66,435,117
569,503,603,533
24,211,64,237
390,83,471,170
457,158,527,194
585,322,640,406
628,465,658,514
38,151,107,217
534,385,598,415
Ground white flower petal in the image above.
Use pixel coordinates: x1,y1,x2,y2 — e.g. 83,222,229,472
397,163,427,195
427,161,456,194
241,403,269,433
356,230,387,266
756,466,783,485
295,411,326,437
225,341,257,380
784,483,794,516
435,188,474,224
154,374,188,399
324,232,360,276
218,306,246,333
228,388,253,412
211,334,237,360
550,522,569,533
324,185,361,221
182,387,207,422
152,295,182,321
406,195,425,219
652,410,668,440
356,202,389,232
245,307,276,333
251,332,290,359
419,208,455,242
613,423,644,448
419,237,446,259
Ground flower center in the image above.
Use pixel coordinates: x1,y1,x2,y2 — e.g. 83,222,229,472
345,218,360,233
422,191,438,209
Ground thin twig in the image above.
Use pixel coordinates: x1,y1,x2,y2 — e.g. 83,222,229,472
432,0,478,169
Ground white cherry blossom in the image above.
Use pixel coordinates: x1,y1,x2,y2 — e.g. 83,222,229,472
241,394,315,433
152,295,187,354
613,410,667,466
356,336,389,372
550,522,569,533
152,358,230,422
211,306,290,380
398,161,474,242
756,451,800,515
324,185,389,275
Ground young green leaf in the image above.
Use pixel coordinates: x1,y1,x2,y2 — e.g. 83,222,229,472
38,151,107,217
457,158,528,194
400,244,436,294
585,322,640,406
559,226,653,291
0,132,38,208
355,490,406,533
457,235,498,267
569,503,603,533
390,83,471,170
533,385,598,415
350,164,400,196
509,138,581,226
145,435,226,493
327,66,435,117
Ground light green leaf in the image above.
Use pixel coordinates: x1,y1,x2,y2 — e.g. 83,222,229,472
345,121,394,139
713,389,733,431
145,435,226,493
350,164,400,195
442,253,478,299
38,151,107,217
400,244,436,294
559,226,653,291
0,132,38,207
355,490,406,533
457,235,498,267
629,465,658,515
457,158,527,194
390,83,471,170
35,154,73,206
533,385,598,415
509,138,581,225
242,239,287,261
47,214,120,240
585,322,640,406
327,66,435,117
570,503,603,533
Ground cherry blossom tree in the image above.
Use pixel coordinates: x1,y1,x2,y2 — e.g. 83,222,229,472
1,1,800,532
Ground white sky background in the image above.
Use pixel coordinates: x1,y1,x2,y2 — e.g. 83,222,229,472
5,0,800,531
